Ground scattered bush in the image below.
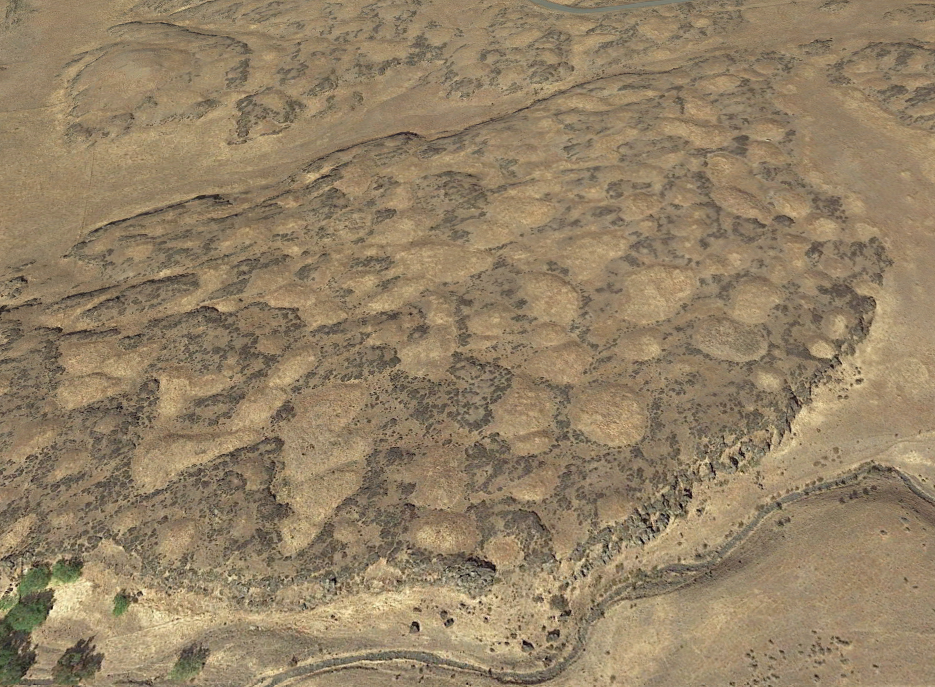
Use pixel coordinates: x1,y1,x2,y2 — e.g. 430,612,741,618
111,592,134,618
168,643,209,682
16,564,51,597
4,591,54,633
0,629,37,686
51,637,104,685
51,559,84,585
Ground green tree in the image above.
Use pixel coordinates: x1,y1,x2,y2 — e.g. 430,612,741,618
4,591,54,633
51,559,84,585
51,637,104,685
168,643,209,682
0,628,37,686
16,564,51,597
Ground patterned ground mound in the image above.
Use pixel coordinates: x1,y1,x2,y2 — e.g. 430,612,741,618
0,47,890,619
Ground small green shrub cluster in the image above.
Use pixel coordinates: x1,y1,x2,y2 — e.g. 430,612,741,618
1,557,211,685
0,587,53,684
15,565,50,598
51,560,83,585
168,643,209,682
111,591,137,618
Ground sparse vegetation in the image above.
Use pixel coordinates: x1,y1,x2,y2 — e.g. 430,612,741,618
168,642,209,682
16,564,51,597
51,637,104,685
51,559,84,585
0,559,101,685
4,591,54,633
112,591,134,618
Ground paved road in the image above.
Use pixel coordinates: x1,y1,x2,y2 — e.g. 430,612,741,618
525,0,700,14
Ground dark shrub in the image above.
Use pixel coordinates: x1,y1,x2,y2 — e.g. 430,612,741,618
16,565,51,597
51,637,104,685
0,629,37,685
4,591,54,633
168,643,209,682
51,559,84,585
112,592,135,618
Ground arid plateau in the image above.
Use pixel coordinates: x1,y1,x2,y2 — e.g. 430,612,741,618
2,0,935,683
